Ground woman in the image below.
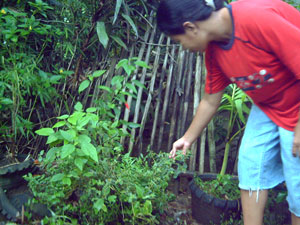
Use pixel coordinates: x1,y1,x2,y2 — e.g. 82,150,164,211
156,0,300,224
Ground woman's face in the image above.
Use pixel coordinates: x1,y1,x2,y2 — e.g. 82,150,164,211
171,21,211,53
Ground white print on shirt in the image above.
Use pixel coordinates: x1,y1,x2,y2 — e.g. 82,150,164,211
229,69,275,91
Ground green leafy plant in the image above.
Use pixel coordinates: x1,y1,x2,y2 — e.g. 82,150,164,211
218,84,251,175
194,174,240,200
25,102,186,224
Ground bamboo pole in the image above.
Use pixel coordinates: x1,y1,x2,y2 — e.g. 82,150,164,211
151,37,172,151
128,23,157,155
198,54,207,173
137,33,165,154
120,15,153,146
180,53,194,136
207,120,217,173
176,52,188,140
189,54,202,171
167,47,185,151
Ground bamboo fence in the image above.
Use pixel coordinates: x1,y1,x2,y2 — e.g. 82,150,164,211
30,12,239,174
80,15,222,173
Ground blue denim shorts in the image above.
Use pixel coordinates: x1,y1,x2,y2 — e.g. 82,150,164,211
238,104,300,217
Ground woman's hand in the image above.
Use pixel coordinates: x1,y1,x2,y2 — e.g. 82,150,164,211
169,137,192,159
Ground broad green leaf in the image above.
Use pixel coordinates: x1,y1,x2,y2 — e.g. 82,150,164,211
74,102,83,112
51,173,64,182
113,0,122,24
102,183,111,196
49,75,62,84
46,147,59,162
78,134,91,144
35,128,54,136
77,116,90,128
132,80,146,89
86,107,97,113
62,177,71,186
57,115,69,119
78,80,90,94
60,130,76,142
96,21,109,49
81,143,98,163
111,76,124,86
68,111,85,125
122,14,138,37
125,83,137,94
136,185,144,198
0,98,13,105
127,122,141,128
61,144,75,158
143,200,152,214
94,199,107,212
74,158,87,171
52,121,66,128
116,59,128,70
98,85,113,93
135,60,150,69
111,35,128,50
46,133,58,144
92,70,106,78
108,195,117,203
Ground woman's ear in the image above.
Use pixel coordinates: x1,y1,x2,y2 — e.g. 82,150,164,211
183,21,198,34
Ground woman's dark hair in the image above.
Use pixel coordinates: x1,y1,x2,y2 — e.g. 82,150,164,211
156,0,225,35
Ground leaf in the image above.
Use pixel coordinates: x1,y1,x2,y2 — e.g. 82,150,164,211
52,121,66,128
143,200,152,214
46,147,59,162
135,60,150,69
135,185,144,198
92,70,106,78
74,158,87,171
61,144,75,159
122,14,138,37
86,107,97,113
98,85,113,93
94,199,107,212
96,21,109,49
68,111,85,125
132,80,146,89
116,59,128,70
125,83,137,94
78,80,90,94
74,102,83,112
0,98,13,105
62,177,71,186
108,195,117,203
113,0,123,24
127,122,141,128
49,75,62,84
111,35,128,50
78,134,91,144
46,133,58,144
57,115,69,119
81,143,98,163
111,76,124,86
60,130,76,142
51,173,64,182
35,128,54,136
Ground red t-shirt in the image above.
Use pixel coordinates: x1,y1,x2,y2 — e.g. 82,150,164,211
205,0,300,131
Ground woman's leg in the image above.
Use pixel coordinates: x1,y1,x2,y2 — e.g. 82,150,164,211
241,189,268,225
279,127,300,225
292,214,300,225
238,105,285,224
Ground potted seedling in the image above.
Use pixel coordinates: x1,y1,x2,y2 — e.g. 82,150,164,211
189,84,251,224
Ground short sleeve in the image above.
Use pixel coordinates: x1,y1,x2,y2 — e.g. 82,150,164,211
205,44,231,94
250,8,300,79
